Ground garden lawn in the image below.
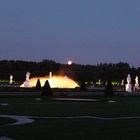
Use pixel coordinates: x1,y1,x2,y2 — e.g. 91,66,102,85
0,96,140,140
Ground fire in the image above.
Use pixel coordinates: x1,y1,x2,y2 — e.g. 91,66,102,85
20,75,79,88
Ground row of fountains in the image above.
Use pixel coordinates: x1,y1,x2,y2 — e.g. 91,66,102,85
9,72,139,92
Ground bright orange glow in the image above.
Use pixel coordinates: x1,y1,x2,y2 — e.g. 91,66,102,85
20,75,79,88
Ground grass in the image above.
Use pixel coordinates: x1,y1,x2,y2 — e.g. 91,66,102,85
0,117,15,126
1,95,140,139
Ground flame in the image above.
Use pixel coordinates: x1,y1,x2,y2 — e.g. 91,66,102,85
20,75,79,88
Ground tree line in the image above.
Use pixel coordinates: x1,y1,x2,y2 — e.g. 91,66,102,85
0,59,139,84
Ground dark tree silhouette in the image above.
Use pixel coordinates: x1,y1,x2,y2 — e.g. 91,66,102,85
80,81,86,91
0,59,138,85
36,79,41,91
41,80,53,96
105,80,114,96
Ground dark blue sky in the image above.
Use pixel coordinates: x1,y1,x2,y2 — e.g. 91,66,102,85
0,0,140,67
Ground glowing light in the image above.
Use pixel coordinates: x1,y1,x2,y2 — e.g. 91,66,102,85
49,72,52,79
68,60,72,65
20,75,79,88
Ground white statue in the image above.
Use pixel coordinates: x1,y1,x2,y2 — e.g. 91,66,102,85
126,74,132,92
121,79,124,86
98,79,101,85
87,81,94,89
9,75,13,84
23,72,30,87
135,76,139,90
26,72,30,81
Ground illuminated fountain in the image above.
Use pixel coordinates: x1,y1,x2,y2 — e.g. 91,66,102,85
20,72,79,89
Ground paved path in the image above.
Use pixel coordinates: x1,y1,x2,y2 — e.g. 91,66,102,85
52,98,100,102
1,114,140,126
0,115,34,126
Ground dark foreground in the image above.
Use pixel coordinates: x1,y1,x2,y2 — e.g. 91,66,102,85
0,93,140,140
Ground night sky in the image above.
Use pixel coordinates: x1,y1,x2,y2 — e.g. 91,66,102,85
0,0,140,67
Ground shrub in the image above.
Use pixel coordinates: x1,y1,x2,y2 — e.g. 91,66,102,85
36,79,41,91
105,80,114,96
41,80,53,96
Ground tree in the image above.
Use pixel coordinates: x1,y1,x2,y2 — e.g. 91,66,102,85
105,80,114,96
36,79,41,91
41,80,53,96
80,81,86,91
